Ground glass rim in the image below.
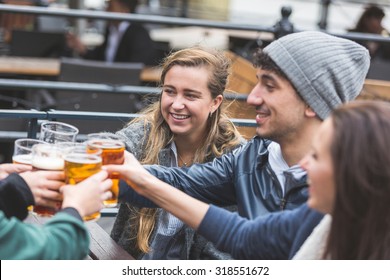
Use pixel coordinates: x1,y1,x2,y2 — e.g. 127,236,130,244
31,143,67,153
14,138,47,154
87,132,124,140
66,144,103,155
14,138,46,147
86,138,125,149
40,121,79,136
63,152,102,164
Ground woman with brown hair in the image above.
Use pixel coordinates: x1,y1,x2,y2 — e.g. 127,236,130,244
299,100,390,259
110,46,245,259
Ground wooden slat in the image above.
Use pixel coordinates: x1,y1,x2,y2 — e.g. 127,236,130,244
360,79,390,101
86,221,134,260
0,56,161,82
224,51,257,139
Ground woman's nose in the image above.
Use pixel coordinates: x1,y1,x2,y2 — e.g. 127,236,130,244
171,96,185,109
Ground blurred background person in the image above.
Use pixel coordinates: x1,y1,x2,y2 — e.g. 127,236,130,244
66,0,158,65
348,4,390,60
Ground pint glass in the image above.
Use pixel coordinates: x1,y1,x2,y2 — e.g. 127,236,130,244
13,138,46,165
64,145,102,221
13,138,46,211
39,121,79,144
87,133,125,207
31,143,65,217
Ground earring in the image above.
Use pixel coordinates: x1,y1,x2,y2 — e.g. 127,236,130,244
209,111,212,118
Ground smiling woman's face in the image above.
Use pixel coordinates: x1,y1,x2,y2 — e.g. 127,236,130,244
299,118,336,214
160,65,222,140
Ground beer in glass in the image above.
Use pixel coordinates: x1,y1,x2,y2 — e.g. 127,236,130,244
87,133,125,207
31,143,65,217
13,138,46,165
64,146,102,221
13,138,46,211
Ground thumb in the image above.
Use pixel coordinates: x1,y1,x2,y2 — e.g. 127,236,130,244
84,170,109,183
102,165,122,173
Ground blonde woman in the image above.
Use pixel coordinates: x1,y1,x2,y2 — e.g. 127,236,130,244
110,46,245,259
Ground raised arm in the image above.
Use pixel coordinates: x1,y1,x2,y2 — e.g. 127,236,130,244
0,171,113,260
0,210,89,260
104,152,209,229
105,153,324,260
0,170,63,219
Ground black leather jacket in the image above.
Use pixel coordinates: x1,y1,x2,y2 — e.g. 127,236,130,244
122,137,308,220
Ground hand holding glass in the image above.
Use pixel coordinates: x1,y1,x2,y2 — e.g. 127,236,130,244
64,145,103,221
31,143,65,217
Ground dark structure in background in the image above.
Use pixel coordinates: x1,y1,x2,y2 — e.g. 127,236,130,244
9,29,70,57
55,58,145,134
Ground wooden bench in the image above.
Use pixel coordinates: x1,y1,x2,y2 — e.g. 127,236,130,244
360,79,390,102
25,213,134,260
225,51,257,139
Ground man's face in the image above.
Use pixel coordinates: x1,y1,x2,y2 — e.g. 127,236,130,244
246,68,308,144
106,0,128,13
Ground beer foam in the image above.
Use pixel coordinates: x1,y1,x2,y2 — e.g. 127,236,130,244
88,139,125,149
32,157,64,170
12,154,32,165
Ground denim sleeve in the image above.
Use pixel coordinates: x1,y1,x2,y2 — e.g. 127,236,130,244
198,204,323,260
118,179,158,208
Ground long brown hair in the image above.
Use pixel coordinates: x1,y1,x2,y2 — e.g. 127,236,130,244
325,100,390,259
128,46,242,253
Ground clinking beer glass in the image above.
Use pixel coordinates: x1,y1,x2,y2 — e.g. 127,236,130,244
31,143,65,217
13,138,46,212
64,145,102,221
39,121,79,144
87,133,125,207
13,138,46,165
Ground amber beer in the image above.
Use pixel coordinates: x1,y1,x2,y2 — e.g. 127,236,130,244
31,144,65,217
64,151,102,221
87,138,125,207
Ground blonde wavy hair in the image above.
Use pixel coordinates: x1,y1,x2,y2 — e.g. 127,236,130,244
128,46,242,253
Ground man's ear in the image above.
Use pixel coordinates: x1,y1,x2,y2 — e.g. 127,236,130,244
305,106,317,118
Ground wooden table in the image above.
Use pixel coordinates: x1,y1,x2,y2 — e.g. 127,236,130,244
25,212,134,260
0,56,161,83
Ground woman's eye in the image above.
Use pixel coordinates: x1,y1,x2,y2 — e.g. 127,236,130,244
185,93,198,100
164,89,174,95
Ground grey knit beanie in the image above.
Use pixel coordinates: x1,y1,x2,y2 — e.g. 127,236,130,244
264,31,370,120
